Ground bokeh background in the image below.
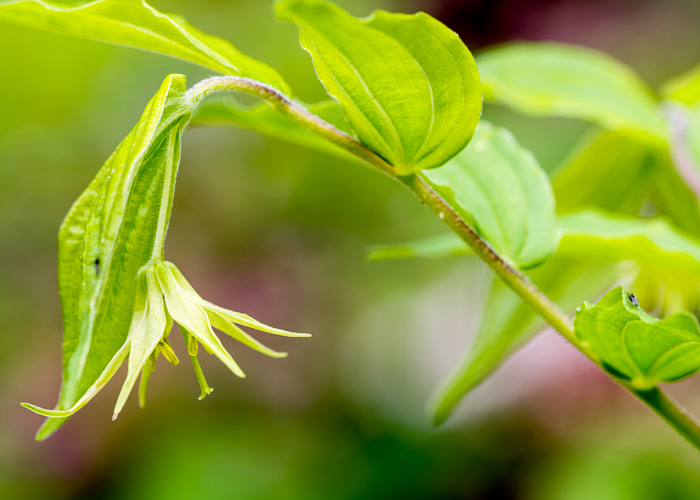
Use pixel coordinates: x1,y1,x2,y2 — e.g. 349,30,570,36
2,0,700,498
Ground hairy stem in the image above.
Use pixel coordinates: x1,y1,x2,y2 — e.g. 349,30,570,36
189,76,700,451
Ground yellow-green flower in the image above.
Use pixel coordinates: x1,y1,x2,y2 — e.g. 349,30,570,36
23,260,309,420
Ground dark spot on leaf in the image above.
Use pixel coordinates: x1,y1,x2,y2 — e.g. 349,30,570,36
628,293,639,307
94,258,100,276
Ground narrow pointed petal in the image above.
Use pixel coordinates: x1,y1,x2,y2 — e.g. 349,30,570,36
163,262,309,338
156,262,245,378
208,310,288,359
202,301,310,338
113,268,168,420
22,341,130,418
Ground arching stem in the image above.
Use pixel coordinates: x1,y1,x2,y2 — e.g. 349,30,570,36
187,76,700,452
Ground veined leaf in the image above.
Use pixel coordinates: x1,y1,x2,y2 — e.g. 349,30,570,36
421,121,557,269
36,74,193,441
552,130,652,215
192,96,357,162
0,0,288,92
575,287,700,388
661,63,700,106
477,43,666,142
276,0,482,175
431,259,615,425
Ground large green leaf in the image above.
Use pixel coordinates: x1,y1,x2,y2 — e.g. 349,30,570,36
420,121,557,269
661,63,700,106
0,0,288,92
575,287,700,389
37,74,193,440
477,43,666,142
552,130,652,215
276,0,482,175
431,258,615,425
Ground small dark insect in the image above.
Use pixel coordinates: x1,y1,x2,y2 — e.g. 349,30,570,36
629,293,639,307
94,257,100,276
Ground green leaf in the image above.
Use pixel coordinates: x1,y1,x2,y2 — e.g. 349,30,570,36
366,233,471,262
192,96,357,162
276,0,482,175
574,287,700,388
420,121,557,269
369,209,700,278
477,42,666,142
557,210,700,276
0,0,288,92
431,258,616,425
35,74,193,441
661,63,700,106
552,130,652,215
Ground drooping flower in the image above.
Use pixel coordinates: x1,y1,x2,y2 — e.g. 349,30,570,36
22,260,309,420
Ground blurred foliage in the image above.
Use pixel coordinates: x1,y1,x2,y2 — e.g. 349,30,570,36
2,0,700,498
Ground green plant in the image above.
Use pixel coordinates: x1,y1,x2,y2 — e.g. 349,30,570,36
3,0,700,450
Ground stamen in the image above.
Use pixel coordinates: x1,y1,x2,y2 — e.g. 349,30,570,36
158,339,180,365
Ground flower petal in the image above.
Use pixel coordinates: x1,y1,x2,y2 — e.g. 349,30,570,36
208,309,288,359
161,261,309,338
113,266,169,420
203,301,310,338
21,341,129,418
156,261,245,378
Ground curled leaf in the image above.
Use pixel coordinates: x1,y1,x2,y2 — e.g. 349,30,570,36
575,287,700,389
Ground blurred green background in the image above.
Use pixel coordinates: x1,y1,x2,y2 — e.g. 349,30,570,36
2,0,700,498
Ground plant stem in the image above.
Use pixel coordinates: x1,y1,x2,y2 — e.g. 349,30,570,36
187,77,393,177
189,76,700,451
